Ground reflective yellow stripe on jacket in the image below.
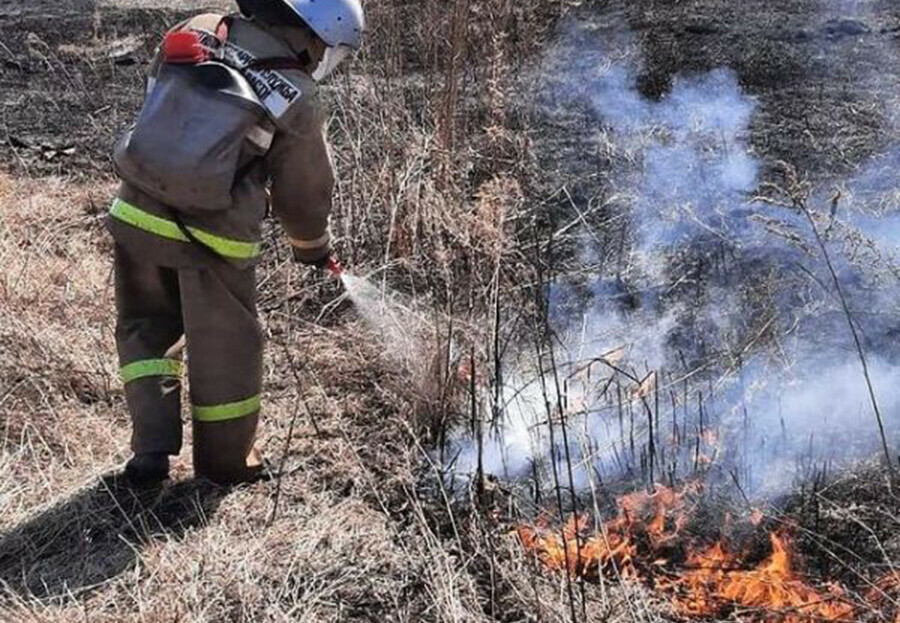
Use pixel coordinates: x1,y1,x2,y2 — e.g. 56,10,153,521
109,198,261,260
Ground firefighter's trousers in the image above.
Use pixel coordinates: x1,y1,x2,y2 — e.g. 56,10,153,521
114,244,263,484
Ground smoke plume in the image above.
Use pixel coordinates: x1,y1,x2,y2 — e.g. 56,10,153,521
447,11,900,501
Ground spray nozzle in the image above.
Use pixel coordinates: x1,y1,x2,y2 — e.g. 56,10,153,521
324,256,344,279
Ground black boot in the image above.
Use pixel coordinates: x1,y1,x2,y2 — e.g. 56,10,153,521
125,453,170,487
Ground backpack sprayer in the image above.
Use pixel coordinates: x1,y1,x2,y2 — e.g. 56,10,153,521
151,30,349,286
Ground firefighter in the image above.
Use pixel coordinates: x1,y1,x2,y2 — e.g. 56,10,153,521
109,0,363,486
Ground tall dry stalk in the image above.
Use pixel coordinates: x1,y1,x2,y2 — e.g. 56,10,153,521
759,164,894,475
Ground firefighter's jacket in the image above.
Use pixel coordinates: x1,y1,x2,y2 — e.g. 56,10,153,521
107,13,335,268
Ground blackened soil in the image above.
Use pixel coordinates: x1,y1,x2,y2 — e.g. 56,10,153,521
624,0,900,179
0,2,194,179
781,464,900,592
535,0,900,203
5,0,900,183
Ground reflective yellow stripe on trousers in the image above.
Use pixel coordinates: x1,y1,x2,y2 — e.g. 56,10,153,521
193,395,262,423
121,359,184,384
109,198,261,260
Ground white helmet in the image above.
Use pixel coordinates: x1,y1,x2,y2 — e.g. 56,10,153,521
281,0,364,80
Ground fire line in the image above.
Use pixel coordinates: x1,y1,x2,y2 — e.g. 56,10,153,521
517,484,897,622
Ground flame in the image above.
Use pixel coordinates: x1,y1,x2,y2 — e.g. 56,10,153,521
518,485,692,580
517,514,638,580
671,533,856,622
516,486,882,622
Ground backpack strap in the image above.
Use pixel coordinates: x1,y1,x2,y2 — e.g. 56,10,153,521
246,56,310,72
181,13,229,44
176,13,309,74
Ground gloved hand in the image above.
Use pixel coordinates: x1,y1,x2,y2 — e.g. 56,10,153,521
294,248,343,278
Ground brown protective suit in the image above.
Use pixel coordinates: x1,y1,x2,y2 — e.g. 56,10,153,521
109,13,334,483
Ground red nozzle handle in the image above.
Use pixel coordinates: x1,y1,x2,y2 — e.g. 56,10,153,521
325,256,344,278
163,32,210,64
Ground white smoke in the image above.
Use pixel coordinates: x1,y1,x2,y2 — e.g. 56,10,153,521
445,13,900,500
708,351,900,498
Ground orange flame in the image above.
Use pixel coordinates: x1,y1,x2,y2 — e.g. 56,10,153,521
518,485,691,580
515,486,896,622
671,533,856,622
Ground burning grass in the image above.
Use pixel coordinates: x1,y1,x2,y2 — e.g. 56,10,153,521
517,479,900,622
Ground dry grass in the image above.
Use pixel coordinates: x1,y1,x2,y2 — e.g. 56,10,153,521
0,171,493,622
